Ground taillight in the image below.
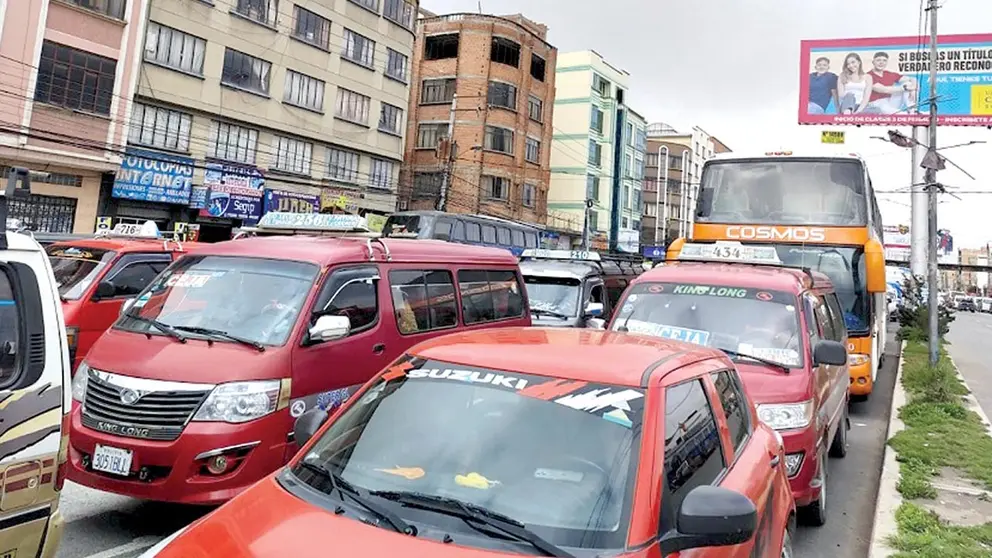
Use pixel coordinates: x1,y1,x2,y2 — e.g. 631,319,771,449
55,412,70,490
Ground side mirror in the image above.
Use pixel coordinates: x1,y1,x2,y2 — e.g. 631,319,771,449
119,297,136,317
586,317,606,330
94,281,116,299
659,485,757,554
584,301,604,317
308,315,351,343
813,339,848,366
293,408,329,447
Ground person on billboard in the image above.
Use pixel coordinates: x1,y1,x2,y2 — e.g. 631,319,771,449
808,57,840,114
837,53,873,114
864,52,918,114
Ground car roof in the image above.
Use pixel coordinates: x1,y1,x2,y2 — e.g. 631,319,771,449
634,261,833,293
408,327,725,388
48,237,194,253
185,236,520,266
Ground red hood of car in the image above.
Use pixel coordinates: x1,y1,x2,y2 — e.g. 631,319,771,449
734,362,814,405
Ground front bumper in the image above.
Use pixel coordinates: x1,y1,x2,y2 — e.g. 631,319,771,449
781,425,823,507
848,360,873,396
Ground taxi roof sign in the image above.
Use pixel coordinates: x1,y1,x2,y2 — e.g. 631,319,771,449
520,249,601,262
95,220,163,239
256,212,370,232
677,241,783,265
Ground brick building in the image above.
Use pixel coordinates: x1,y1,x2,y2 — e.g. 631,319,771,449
400,13,557,226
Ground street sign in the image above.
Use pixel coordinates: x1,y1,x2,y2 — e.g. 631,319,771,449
821,131,845,144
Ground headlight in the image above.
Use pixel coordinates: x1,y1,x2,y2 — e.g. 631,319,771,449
848,353,870,367
757,400,815,431
784,452,805,477
137,524,189,557
71,362,90,402
192,381,281,424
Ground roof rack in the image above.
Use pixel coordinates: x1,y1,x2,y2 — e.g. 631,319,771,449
675,241,814,280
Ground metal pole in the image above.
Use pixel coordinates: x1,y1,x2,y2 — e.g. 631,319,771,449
925,0,940,367
910,128,927,277
437,94,457,212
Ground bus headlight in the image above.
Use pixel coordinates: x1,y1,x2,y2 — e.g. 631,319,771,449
192,381,281,424
757,401,814,431
848,353,870,367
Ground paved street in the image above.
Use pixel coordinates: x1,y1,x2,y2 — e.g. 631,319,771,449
946,311,992,419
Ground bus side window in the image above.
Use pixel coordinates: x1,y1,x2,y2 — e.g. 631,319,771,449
466,223,481,243
511,229,525,249
434,220,453,241
497,227,511,246
482,226,496,244
524,232,537,248
451,220,466,241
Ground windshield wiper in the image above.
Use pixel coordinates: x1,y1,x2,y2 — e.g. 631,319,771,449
170,325,265,352
124,313,187,344
719,348,791,374
296,460,416,536
530,308,572,320
372,491,573,557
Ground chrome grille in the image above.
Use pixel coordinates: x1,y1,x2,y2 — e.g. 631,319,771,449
81,371,212,441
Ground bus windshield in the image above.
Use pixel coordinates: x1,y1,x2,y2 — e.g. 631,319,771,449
770,245,869,334
696,159,868,226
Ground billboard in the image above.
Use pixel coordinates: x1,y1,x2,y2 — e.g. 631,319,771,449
112,148,193,204
799,34,992,126
200,163,264,223
883,224,911,262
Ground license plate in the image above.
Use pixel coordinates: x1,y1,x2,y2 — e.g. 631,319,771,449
91,444,133,476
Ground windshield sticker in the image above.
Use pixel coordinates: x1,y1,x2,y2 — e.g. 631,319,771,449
316,388,351,412
376,466,425,480
745,347,801,367
756,291,773,301
672,284,748,298
165,273,215,288
518,379,589,400
455,472,499,490
554,388,644,413
407,368,529,390
647,285,664,293
50,248,95,260
534,468,584,483
634,283,797,305
602,408,634,428
622,320,711,346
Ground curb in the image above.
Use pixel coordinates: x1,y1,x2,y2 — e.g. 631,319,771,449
867,341,907,558
947,353,992,437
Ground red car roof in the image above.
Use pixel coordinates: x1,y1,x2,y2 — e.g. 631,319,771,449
408,327,725,388
636,262,832,292
49,238,198,253
186,236,520,266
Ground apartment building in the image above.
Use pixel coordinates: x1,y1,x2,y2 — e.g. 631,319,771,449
547,50,646,252
0,0,148,233
400,13,556,227
100,0,418,240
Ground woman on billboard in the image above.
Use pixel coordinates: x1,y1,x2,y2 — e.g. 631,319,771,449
837,53,874,114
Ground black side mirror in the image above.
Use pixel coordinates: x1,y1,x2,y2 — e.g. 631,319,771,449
293,408,329,447
94,281,116,299
813,339,848,366
659,485,757,554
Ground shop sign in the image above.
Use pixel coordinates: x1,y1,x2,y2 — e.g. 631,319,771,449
320,189,359,213
200,163,264,222
365,213,386,232
112,148,194,205
264,189,319,214
188,186,208,210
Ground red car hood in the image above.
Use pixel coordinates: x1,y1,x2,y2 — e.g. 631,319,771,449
735,362,814,405
84,328,285,384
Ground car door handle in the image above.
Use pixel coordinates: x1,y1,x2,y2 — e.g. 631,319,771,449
372,343,386,354
769,454,780,468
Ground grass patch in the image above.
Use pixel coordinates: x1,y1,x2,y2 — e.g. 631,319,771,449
888,503,992,557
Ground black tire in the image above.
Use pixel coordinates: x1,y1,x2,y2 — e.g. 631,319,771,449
799,451,828,526
829,404,849,458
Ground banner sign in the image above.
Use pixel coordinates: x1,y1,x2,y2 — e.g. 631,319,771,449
188,186,208,209
800,34,992,126
263,189,319,214
112,148,193,204
200,163,264,222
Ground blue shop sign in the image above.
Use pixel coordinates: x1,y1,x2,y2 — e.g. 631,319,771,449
112,148,194,204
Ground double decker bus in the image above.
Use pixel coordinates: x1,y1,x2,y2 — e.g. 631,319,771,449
667,150,887,400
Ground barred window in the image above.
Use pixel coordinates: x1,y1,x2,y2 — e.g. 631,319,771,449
370,159,396,190
421,78,455,104
487,81,516,110
413,172,442,198
208,121,259,164
327,148,359,182
129,103,193,152
221,48,270,94
528,95,543,122
525,137,540,164
378,103,402,134
283,70,325,112
293,6,330,49
273,136,313,175
482,175,510,200
335,88,370,125
343,29,375,68
35,41,116,115
144,22,205,75
417,123,446,149
386,48,408,82
484,126,513,154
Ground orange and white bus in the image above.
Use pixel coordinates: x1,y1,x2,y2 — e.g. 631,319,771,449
667,150,887,400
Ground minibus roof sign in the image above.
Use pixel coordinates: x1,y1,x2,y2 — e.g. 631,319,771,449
520,249,601,262
256,212,370,232
677,241,783,265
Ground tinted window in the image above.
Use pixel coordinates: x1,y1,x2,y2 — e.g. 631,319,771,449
511,229,525,247
524,232,538,248
497,227,511,245
482,225,496,243
661,379,724,532
466,222,481,242
0,269,21,388
434,220,453,239
326,280,378,332
451,220,465,241
457,269,525,324
109,262,163,297
389,270,458,334
823,293,848,341
711,370,750,453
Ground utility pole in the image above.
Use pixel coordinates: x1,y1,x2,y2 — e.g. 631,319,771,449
925,0,940,367
436,94,458,212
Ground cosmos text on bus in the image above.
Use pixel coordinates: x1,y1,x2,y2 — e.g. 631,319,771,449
725,225,827,243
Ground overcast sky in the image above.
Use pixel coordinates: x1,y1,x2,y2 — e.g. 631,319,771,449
423,0,992,250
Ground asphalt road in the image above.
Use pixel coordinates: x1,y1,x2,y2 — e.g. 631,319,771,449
946,311,992,417
792,323,900,558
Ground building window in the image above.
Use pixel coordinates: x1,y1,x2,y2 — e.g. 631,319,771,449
413,172,442,198
129,103,192,152
35,42,116,115
670,156,683,171
221,48,271,95
0,167,81,188
589,211,599,232
383,0,414,28
416,123,446,149
636,128,647,150
622,216,629,229
342,29,375,68
327,148,359,182
592,74,611,97
293,6,330,49
421,78,455,104
487,81,516,110
283,70,324,112
144,22,205,75
64,0,126,18
234,0,278,27
490,37,520,67
348,0,379,12
425,34,459,60
378,103,402,134
528,95,543,122
272,136,313,175
335,88,371,125
633,189,642,211
588,140,602,167
370,159,396,190
482,175,510,200
529,54,547,82
208,121,259,164
522,183,537,208
634,155,644,179
646,152,659,167
644,202,656,217
590,107,604,134
386,48,408,82
484,126,513,154
586,174,599,200
626,123,634,145
525,137,540,164
643,177,657,192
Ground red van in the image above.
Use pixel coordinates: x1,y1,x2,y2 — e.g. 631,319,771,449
608,243,850,527
66,214,531,505
47,223,196,373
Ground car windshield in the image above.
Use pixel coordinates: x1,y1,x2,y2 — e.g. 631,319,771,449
116,255,319,346
524,276,582,317
612,282,804,368
46,246,116,300
293,357,643,550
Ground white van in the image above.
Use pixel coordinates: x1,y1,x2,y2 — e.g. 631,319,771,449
0,169,72,557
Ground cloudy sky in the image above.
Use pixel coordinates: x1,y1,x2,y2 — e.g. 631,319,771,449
423,0,992,250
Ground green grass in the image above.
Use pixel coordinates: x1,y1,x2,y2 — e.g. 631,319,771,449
887,341,992,553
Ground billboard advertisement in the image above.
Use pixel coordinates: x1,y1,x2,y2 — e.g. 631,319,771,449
263,189,319,214
799,34,992,126
883,224,911,262
200,163,264,223
112,148,193,204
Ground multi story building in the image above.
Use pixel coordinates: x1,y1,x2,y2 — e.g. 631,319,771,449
641,123,730,251
102,0,418,240
0,0,149,233
547,50,645,251
400,12,556,227
618,108,646,253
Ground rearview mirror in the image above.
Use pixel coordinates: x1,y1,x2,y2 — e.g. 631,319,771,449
309,315,350,343
94,281,116,299
813,339,848,366
584,301,604,317
659,485,757,554
293,408,329,447
119,298,136,317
